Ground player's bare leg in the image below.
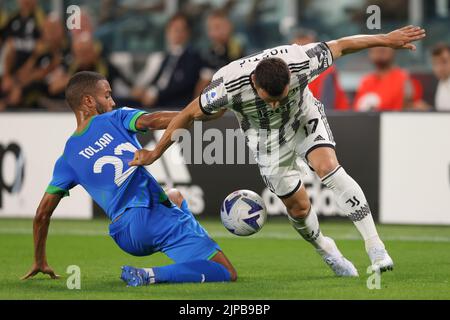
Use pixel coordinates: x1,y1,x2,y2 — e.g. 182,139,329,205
307,147,394,273
281,185,358,277
210,251,238,281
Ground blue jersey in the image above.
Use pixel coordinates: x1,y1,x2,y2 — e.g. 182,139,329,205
46,107,167,221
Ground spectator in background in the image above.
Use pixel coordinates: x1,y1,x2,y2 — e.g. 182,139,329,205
1,0,44,109
2,13,68,109
0,9,9,110
98,0,166,24
70,8,95,40
132,13,204,108
291,27,316,45
197,9,245,97
0,7,8,46
68,7,109,56
69,8,106,55
204,9,244,71
431,43,450,111
354,47,428,111
292,28,350,110
46,32,132,108
179,0,237,20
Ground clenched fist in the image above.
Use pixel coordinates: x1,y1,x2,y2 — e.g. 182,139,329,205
128,149,160,166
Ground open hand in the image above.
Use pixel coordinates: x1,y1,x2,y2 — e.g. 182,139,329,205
22,263,60,280
385,25,426,51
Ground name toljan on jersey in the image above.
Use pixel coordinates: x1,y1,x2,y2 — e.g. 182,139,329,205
78,133,114,159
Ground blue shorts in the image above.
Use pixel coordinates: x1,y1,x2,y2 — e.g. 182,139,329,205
109,200,221,263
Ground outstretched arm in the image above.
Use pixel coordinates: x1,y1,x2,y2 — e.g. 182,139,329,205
129,98,226,166
135,111,180,130
22,193,62,280
326,25,426,60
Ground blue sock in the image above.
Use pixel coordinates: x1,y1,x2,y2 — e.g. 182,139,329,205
151,260,231,283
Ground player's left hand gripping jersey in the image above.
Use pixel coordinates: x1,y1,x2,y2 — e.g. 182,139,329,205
46,107,166,221
199,42,333,155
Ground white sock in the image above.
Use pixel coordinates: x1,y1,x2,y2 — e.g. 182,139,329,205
321,166,383,251
143,268,156,284
287,206,331,252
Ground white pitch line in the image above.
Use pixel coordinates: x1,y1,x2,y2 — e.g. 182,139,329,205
210,231,450,242
1,227,450,242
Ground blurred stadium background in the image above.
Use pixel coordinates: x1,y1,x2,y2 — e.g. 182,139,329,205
0,0,449,299
1,0,450,111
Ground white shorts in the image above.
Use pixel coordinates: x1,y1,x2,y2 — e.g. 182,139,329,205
258,98,336,198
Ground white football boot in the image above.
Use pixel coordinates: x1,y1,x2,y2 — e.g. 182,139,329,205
367,247,394,273
317,237,359,277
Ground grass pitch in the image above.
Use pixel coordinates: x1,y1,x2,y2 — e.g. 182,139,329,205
0,218,449,300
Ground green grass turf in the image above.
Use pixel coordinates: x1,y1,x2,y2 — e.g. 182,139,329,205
0,218,449,300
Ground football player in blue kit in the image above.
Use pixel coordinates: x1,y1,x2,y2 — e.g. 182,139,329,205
22,71,237,286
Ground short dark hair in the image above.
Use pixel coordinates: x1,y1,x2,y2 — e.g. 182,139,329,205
65,71,106,110
166,12,191,31
253,58,290,97
432,42,450,57
208,8,230,20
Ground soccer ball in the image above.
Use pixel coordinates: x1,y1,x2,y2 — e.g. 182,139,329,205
220,190,267,236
